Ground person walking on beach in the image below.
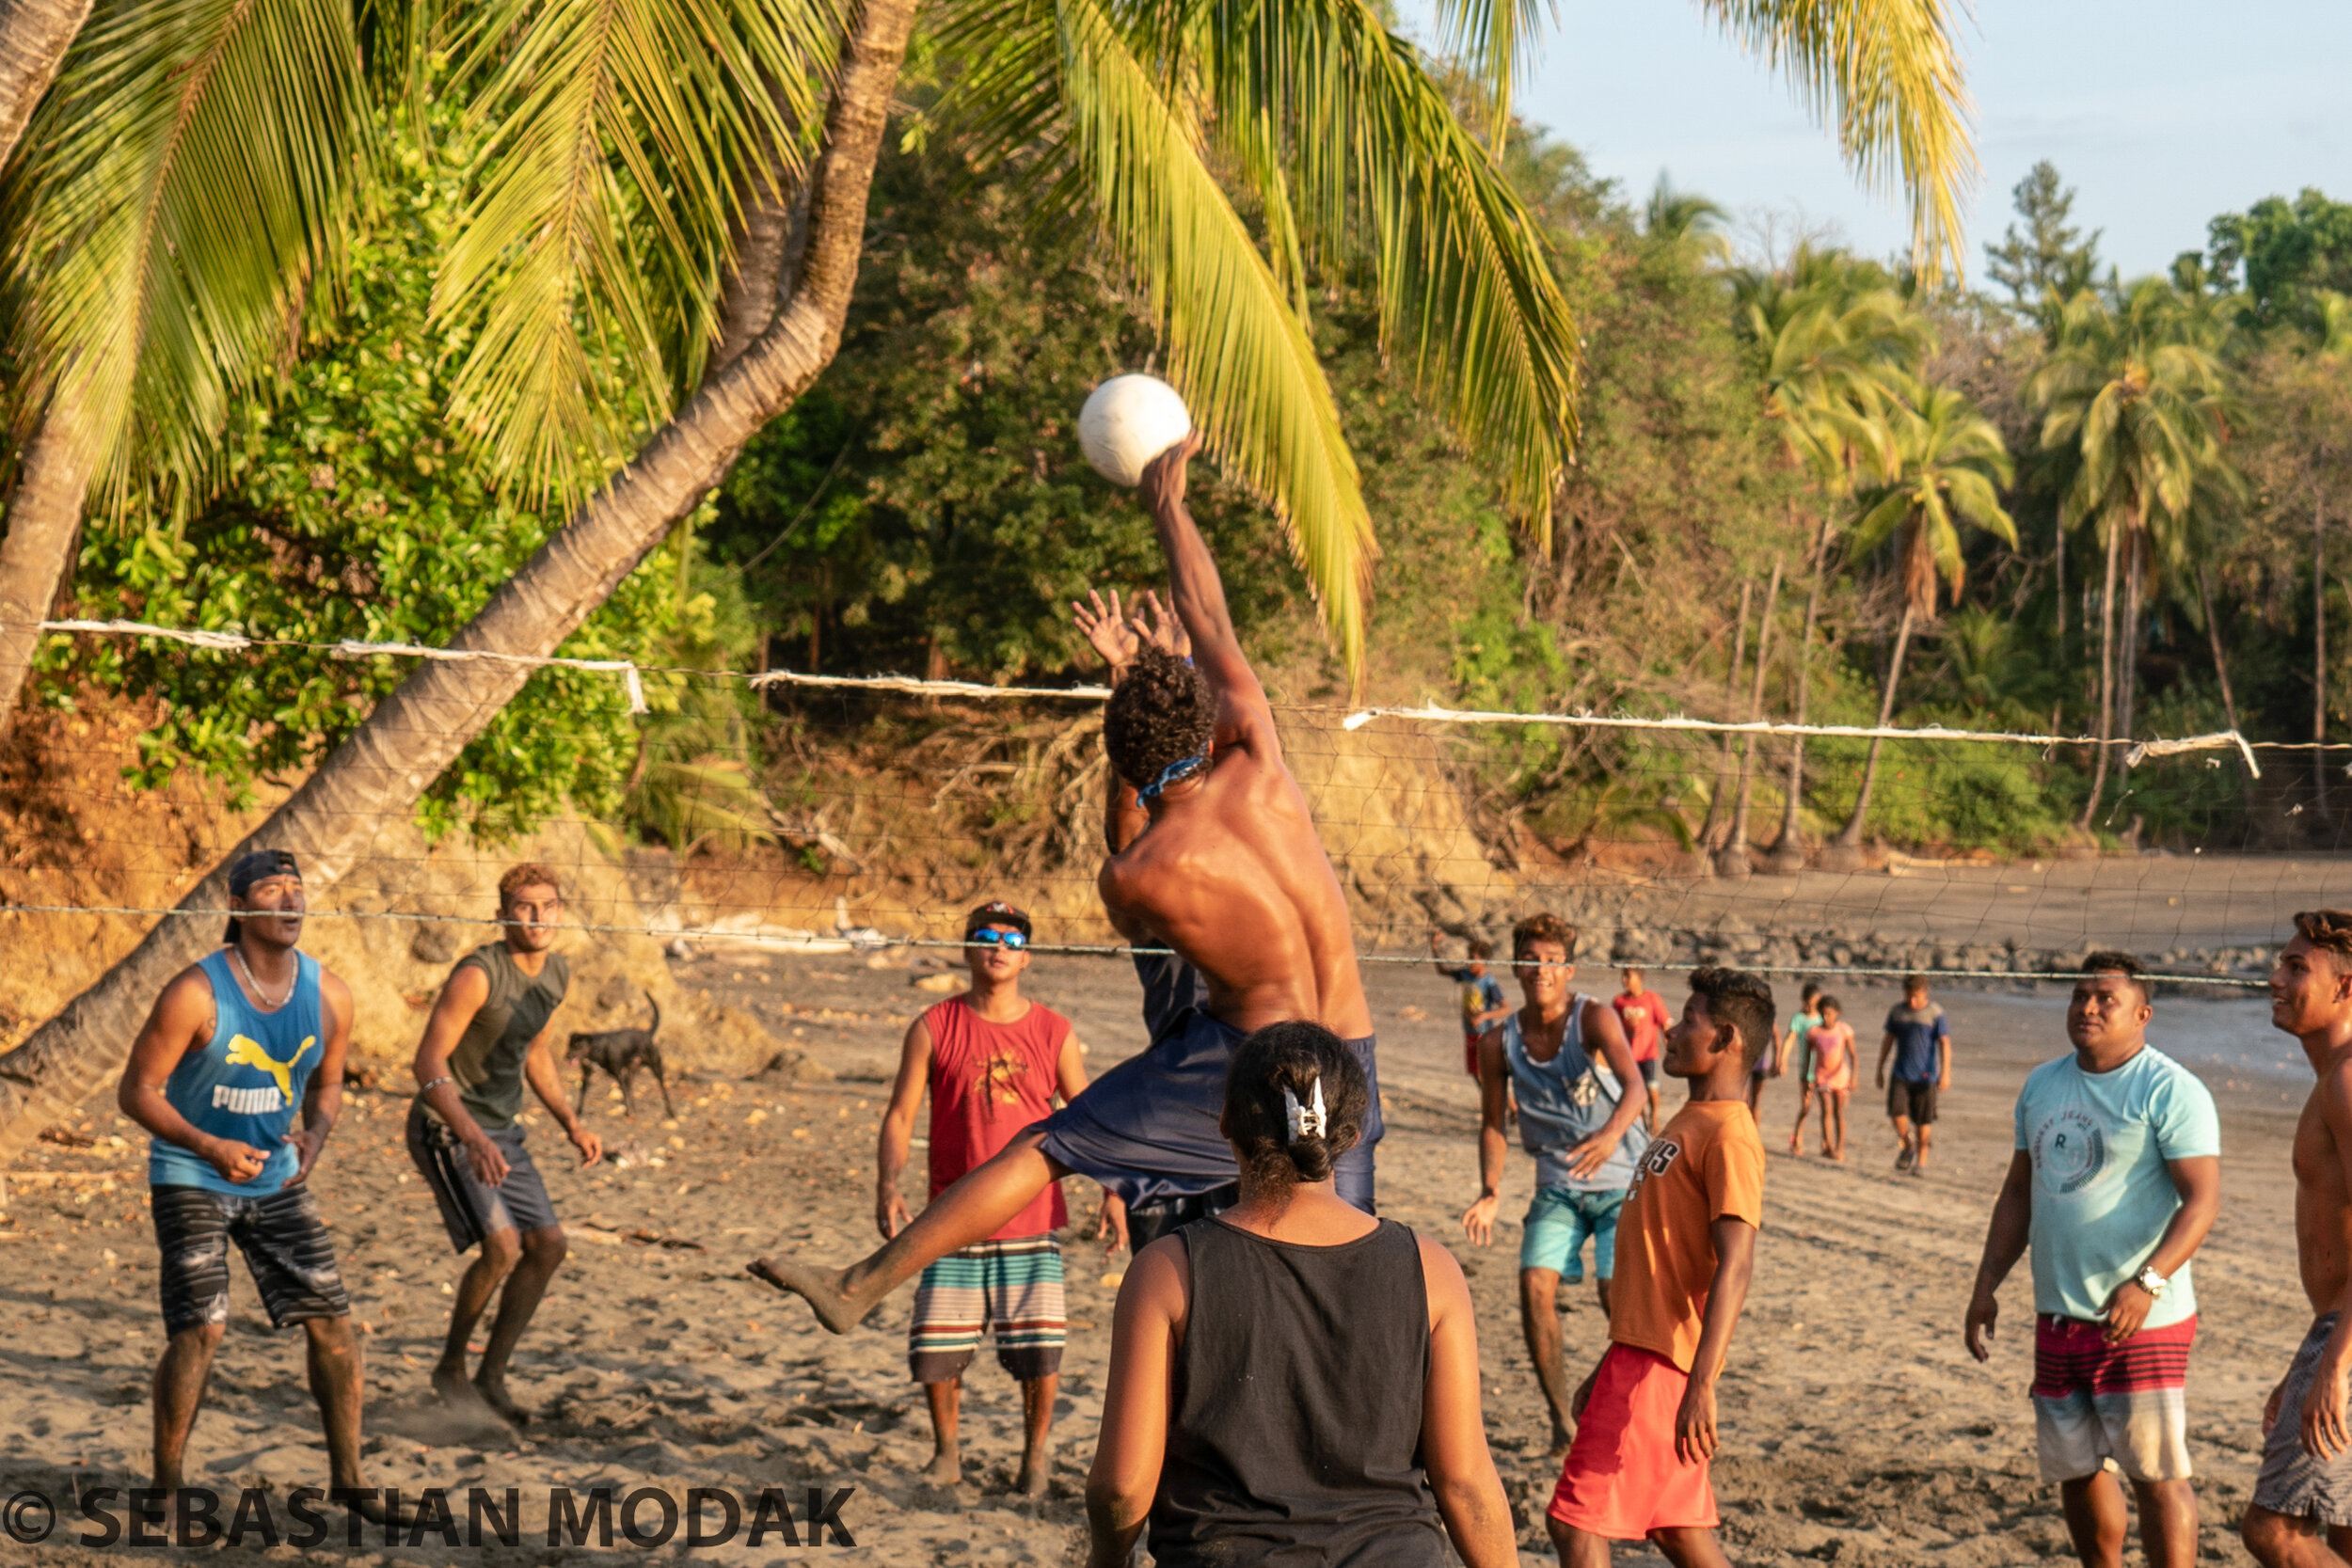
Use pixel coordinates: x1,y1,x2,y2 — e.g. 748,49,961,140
1779,983,1822,1152
1963,952,2219,1568
1462,913,1649,1453
874,900,1095,1495
1795,997,1856,1161
1742,977,1803,1120
1546,966,1772,1568
1085,1022,1516,1568
1877,975,1951,1172
407,863,601,1427
1433,933,1513,1077
1614,966,1672,1132
2243,911,2352,1567
117,849,391,1522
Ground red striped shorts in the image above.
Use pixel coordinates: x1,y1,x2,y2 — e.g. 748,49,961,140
2030,1313,2195,1481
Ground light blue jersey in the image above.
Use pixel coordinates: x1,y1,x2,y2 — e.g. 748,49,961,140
2014,1043,2219,1329
1505,998,1648,1193
149,949,326,1195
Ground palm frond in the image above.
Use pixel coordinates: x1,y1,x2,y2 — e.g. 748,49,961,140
434,0,838,501
961,0,1378,669
1200,0,1580,533
1698,0,1977,281
1424,0,1554,147
3,0,370,509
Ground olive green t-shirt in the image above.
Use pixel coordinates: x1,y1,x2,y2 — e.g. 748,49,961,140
445,942,570,1129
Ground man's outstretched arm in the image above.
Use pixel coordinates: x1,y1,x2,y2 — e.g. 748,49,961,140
1137,436,1271,731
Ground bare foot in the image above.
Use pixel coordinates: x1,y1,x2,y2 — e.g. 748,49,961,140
1546,1422,1572,1458
1015,1449,1053,1497
474,1376,532,1428
748,1256,873,1334
432,1362,490,1410
921,1449,962,1486
335,1486,411,1528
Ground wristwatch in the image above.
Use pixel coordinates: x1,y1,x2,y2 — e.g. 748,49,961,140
2136,1266,2169,1299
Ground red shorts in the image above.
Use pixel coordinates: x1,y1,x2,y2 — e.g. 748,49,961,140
1549,1343,1719,1541
1463,1034,1481,1076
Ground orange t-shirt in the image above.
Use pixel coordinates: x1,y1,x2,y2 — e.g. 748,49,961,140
1608,1098,1765,1371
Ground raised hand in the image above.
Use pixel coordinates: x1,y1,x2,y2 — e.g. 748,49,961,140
1073,588,1141,671
1134,589,1191,659
1137,430,1202,518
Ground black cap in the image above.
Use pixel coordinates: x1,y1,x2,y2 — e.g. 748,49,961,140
225,849,301,942
963,900,1032,941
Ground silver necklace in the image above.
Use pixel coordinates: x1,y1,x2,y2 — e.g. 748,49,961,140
232,946,294,1008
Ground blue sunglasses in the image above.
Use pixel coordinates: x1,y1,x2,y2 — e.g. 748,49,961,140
967,927,1028,949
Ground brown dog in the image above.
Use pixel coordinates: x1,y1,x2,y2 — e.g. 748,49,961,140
566,993,675,1119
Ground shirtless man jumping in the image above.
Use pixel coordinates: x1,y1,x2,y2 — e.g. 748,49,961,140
2244,911,2352,1566
752,431,1383,1329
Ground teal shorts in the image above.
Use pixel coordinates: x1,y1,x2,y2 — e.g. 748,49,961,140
1520,1185,1626,1282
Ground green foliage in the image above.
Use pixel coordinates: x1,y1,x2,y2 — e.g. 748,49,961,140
48,119,724,841
2207,188,2352,335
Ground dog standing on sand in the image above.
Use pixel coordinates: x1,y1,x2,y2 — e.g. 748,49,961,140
567,992,675,1120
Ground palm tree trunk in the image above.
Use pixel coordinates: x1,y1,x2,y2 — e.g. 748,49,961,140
0,0,92,169
2118,529,2145,744
2077,514,2124,832
1767,510,1833,869
2317,499,2330,827
0,0,919,1161
0,394,98,736
2196,562,2240,734
1697,579,1750,853
1833,600,1916,848
1723,558,1783,870
2054,512,2066,642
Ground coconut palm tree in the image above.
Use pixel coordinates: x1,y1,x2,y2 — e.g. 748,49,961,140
0,0,1987,1155
1827,374,2015,849
2028,279,2233,828
0,0,89,166
1730,251,1926,869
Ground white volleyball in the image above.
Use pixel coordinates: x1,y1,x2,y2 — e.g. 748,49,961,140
1077,374,1192,487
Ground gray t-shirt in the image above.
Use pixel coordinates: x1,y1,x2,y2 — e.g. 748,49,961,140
444,942,569,1129
1505,1000,1648,1193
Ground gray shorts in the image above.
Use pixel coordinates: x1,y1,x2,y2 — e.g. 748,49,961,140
2255,1313,2352,1526
406,1100,559,1251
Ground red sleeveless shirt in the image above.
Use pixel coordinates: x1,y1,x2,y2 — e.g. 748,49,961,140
925,995,1073,1239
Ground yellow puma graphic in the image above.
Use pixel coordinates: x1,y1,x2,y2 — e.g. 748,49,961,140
224,1034,316,1103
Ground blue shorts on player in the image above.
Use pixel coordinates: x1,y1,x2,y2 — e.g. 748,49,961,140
1520,1184,1626,1283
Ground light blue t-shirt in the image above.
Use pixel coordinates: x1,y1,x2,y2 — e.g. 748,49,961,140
2013,1044,2219,1329
1505,999,1649,1194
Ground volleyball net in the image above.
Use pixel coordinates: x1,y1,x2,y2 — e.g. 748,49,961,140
8,619,2345,999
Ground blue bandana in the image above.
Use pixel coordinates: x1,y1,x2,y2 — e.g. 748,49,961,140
1136,752,1209,802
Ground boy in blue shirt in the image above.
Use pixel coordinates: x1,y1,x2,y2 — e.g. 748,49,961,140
1876,974,1952,1172
1963,952,2220,1568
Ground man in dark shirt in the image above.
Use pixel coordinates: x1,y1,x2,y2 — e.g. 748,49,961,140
1876,974,1953,1174
406,863,602,1425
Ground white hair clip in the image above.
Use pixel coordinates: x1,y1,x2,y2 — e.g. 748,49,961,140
1283,1080,1327,1142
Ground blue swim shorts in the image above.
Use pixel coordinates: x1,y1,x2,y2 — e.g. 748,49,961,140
1519,1185,1626,1282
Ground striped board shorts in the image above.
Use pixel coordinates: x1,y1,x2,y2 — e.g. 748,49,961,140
2032,1312,2196,1482
151,1183,350,1338
908,1234,1066,1384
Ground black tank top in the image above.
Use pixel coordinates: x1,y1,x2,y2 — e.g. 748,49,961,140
1151,1216,1446,1567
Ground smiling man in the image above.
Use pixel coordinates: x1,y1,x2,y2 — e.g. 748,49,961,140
2243,911,2352,1568
116,848,387,1521
1964,951,2220,1568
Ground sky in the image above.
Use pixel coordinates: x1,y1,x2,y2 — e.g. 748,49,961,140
1396,0,2352,284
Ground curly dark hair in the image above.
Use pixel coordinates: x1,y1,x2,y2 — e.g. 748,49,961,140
1221,1021,1368,1196
1689,965,1777,1070
1511,911,1578,961
2296,911,2352,974
1103,647,1215,794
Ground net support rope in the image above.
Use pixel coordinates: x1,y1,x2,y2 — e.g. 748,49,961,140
34,619,2281,770
0,901,2270,990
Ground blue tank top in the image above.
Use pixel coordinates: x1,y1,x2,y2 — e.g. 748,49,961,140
149,949,326,1195
1505,997,1648,1194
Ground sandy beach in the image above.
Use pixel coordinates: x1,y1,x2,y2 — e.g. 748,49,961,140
0,941,2321,1565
